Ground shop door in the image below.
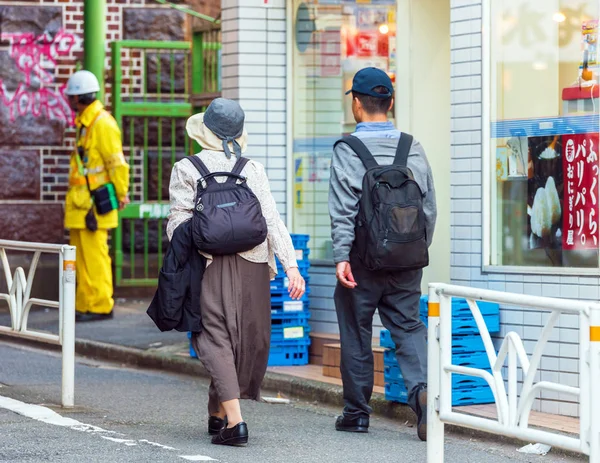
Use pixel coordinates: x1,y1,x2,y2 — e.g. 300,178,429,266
111,33,221,287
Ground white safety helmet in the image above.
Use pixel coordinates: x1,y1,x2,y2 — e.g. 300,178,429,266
65,70,100,96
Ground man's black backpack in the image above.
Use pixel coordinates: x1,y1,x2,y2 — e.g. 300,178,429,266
186,155,268,255
334,133,428,271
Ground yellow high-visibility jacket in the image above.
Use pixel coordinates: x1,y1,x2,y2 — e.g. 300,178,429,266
64,100,130,230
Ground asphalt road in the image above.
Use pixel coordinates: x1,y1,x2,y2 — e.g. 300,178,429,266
0,342,584,463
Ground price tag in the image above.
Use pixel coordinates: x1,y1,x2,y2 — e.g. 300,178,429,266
283,301,304,312
283,326,304,339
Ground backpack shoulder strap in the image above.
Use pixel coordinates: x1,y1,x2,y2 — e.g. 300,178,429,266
227,156,249,183
393,133,414,167
186,155,215,185
334,135,378,170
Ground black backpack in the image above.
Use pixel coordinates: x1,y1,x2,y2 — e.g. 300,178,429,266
334,133,428,271
186,155,268,255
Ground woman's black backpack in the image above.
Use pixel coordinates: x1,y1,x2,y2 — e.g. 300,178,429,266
333,133,428,271
186,155,268,255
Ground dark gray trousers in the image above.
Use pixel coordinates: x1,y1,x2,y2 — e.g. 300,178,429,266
334,258,427,417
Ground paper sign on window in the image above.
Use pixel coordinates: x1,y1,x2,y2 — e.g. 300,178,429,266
562,133,600,250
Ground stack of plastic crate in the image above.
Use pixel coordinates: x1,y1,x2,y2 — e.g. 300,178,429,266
381,295,500,406
268,234,311,366
188,234,311,363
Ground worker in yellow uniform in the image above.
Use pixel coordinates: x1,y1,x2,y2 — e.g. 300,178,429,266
64,70,130,322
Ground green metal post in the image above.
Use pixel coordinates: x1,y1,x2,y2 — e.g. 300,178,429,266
192,32,204,95
84,0,107,103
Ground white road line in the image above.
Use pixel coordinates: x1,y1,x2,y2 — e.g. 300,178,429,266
179,457,218,461
0,395,109,432
101,436,138,446
1,395,219,461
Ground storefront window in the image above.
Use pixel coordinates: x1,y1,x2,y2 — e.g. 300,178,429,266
291,0,397,260
489,0,600,268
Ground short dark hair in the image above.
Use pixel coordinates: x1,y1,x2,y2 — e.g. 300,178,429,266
77,92,97,105
352,86,393,115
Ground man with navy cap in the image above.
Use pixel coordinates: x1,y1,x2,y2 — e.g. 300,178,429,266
328,67,437,441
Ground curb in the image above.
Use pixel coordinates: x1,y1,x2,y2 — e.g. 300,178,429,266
1,333,585,459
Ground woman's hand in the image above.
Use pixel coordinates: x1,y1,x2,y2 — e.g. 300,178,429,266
286,267,306,300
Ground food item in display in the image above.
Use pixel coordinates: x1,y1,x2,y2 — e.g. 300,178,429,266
531,187,551,238
545,176,561,225
539,146,558,159
530,176,562,238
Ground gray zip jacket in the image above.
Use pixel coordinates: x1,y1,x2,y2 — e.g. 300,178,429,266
328,129,437,264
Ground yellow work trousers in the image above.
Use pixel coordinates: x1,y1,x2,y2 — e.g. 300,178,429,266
70,229,114,315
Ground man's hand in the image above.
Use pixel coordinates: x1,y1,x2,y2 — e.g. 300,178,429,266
119,195,130,211
336,261,357,289
286,267,306,300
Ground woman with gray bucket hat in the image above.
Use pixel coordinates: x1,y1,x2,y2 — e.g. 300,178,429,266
167,98,306,446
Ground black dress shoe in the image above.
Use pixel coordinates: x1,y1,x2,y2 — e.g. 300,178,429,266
75,312,114,322
211,422,248,446
415,385,427,442
335,415,369,433
208,416,227,435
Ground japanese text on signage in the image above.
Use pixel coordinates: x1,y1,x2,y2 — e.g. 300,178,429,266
563,134,600,249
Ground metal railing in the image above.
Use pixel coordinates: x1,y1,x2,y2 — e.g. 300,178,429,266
427,283,600,462
0,240,76,408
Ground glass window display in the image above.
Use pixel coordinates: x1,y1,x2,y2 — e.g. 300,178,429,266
291,0,396,260
489,0,600,268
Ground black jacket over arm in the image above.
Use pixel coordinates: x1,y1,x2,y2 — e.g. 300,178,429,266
147,220,206,333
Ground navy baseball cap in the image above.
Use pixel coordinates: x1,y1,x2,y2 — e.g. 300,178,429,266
345,67,393,98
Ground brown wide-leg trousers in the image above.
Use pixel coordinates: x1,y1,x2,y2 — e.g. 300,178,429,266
191,254,271,415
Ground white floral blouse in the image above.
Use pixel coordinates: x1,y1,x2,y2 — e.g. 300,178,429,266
166,150,298,279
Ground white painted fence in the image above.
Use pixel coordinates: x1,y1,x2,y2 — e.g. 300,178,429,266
0,240,76,408
427,283,600,462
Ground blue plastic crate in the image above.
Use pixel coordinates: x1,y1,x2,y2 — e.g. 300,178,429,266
384,363,490,389
271,310,311,325
271,289,311,305
451,386,495,406
187,332,198,359
271,325,311,344
419,313,500,335
270,275,311,292
276,259,310,274
419,295,500,317
385,381,408,404
385,380,495,406
383,347,491,368
290,234,310,249
271,300,310,314
268,344,309,366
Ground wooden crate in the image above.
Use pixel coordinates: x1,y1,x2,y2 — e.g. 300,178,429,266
322,343,385,387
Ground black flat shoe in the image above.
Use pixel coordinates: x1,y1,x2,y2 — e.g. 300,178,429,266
208,416,227,435
335,415,369,433
211,422,248,446
75,312,114,322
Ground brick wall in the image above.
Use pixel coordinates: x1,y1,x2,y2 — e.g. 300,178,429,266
450,0,583,417
0,0,219,243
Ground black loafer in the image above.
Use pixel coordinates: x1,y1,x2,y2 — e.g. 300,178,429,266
415,385,427,441
208,416,227,435
75,312,114,322
211,422,248,446
335,415,369,433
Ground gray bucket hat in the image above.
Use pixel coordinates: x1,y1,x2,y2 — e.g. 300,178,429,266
202,98,245,159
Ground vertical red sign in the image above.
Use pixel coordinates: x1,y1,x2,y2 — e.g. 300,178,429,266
562,133,600,249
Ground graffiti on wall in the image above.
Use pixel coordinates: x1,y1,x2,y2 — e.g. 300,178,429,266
0,30,81,125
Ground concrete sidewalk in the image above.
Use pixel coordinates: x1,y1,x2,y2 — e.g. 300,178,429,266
0,299,582,454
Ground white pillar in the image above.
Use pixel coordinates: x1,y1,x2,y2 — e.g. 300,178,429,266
427,284,444,462
61,245,76,408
